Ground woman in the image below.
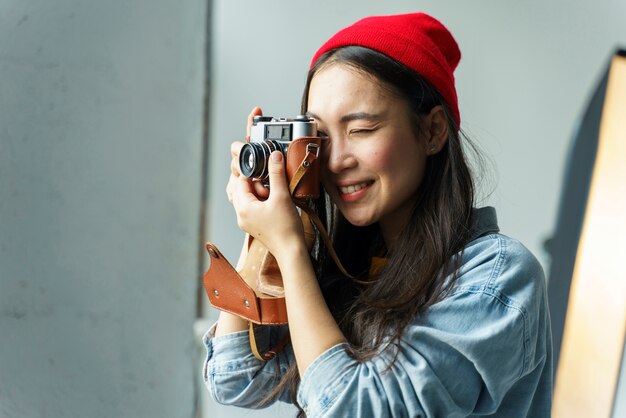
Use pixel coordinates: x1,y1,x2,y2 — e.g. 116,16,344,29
203,12,552,417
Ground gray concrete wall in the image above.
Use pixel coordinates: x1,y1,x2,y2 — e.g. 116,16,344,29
0,1,206,417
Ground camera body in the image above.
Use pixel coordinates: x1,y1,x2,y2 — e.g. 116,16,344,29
239,115,317,182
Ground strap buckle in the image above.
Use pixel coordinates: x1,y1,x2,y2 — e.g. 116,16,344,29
306,142,320,159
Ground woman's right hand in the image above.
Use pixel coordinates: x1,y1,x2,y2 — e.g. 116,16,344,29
226,107,269,204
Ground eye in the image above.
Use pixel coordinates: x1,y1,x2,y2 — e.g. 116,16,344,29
349,128,375,136
317,129,329,139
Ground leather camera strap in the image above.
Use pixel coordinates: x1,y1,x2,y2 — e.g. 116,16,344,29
288,142,319,194
288,142,369,284
248,321,291,361
295,202,371,285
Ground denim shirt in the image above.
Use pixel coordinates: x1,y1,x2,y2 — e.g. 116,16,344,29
203,207,553,417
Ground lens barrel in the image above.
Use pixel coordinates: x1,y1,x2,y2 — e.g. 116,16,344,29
239,140,284,180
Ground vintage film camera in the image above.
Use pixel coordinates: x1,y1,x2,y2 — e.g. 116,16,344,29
239,115,318,182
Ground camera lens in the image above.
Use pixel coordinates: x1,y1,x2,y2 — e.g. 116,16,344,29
239,143,263,178
239,140,283,180
246,153,255,170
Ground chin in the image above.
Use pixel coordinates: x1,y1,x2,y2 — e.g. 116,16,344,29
342,213,377,228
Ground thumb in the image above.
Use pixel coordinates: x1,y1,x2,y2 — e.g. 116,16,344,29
267,151,289,196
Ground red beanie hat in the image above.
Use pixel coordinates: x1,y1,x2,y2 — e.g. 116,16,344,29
310,12,461,127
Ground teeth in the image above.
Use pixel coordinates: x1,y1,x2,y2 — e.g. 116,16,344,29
339,181,370,194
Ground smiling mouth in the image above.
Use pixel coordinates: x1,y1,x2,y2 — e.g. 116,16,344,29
339,181,373,194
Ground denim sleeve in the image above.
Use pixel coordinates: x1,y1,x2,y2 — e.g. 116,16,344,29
203,323,293,407
297,235,550,417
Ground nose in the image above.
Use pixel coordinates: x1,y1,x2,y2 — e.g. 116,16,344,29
323,136,357,174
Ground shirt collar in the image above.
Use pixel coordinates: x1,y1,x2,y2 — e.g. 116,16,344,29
469,206,500,241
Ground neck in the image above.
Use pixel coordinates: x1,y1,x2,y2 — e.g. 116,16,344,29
379,193,418,247
379,211,411,248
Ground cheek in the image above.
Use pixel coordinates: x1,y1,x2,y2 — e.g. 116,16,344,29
376,144,427,188
364,147,397,173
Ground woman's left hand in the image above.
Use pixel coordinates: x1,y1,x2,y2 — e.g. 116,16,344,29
231,150,305,260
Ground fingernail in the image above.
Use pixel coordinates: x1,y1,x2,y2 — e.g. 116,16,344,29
271,152,283,162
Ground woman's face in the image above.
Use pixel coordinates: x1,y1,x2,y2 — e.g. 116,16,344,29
306,63,430,242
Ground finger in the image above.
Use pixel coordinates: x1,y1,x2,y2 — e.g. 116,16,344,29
266,151,289,199
246,107,263,139
231,176,258,211
226,183,234,202
230,157,241,177
230,141,244,158
226,176,237,203
252,181,270,200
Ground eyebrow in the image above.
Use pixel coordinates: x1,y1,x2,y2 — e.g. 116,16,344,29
305,111,383,124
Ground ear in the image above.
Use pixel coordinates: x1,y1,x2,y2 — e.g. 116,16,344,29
423,106,449,155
